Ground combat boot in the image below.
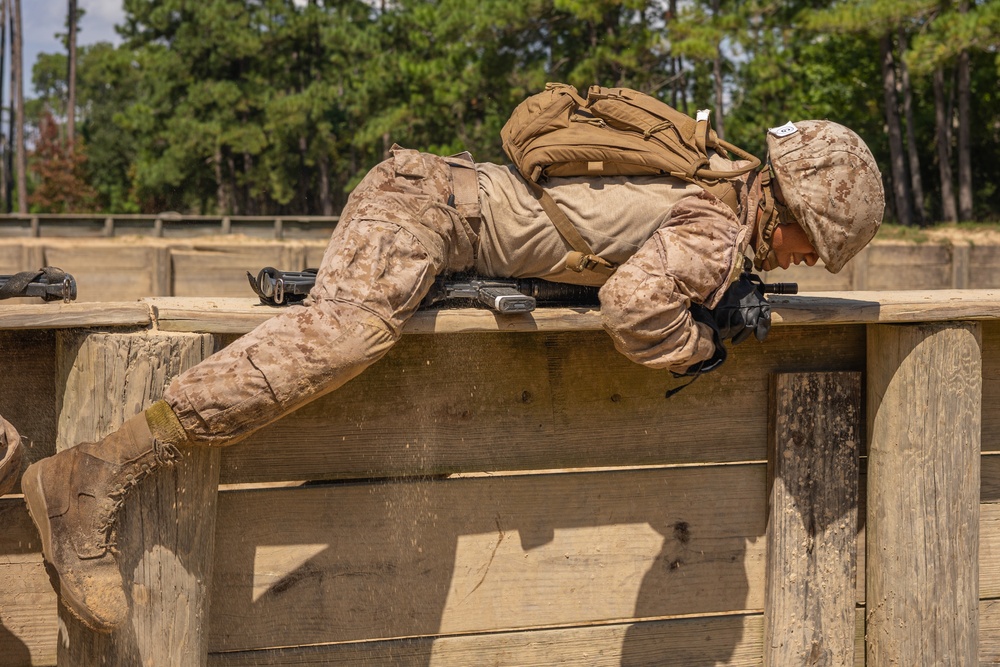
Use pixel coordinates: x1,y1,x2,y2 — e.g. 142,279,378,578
21,401,186,632
0,417,22,497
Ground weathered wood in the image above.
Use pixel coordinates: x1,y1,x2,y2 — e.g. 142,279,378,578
42,245,163,302
980,599,1000,664
54,330,219,667
866,322,981,666
0,497,57,667
953,242,971,289
984,321,1000,452
208,613,771,667
208,465,768,653
2,291,998,337
764,372,861,667
0,302,150,330
217,325,866,484
0,331,58,487
169,244,304,297
144,291,1000,334
864,242,954,291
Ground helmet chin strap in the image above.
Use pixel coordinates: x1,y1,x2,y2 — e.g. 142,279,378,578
753,168,781,271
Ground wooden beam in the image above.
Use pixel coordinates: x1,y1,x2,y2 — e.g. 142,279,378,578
764,372,861,666
217,325,866,484
866,322,981,666
54,330,219,666
0,302,150,331
208,466,768,653
141,291,1000,335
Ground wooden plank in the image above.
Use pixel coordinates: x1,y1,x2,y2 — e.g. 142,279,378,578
42,244,161,302
764,372,860,666
208,613,769,666
0,331,58,489
0,243,27,273
55,331,219,666
970,246,1000,289
866,323,981,666
208,465,768,653
982,503,1000,599
0,497,57,667
205,608,870,666
985,321,1000,452
980,598,1000,664
0,302,150,330
769,289,1000,325
170,245,303,297
864,243,953,291
145,291,1000,335
983,454,1000,503
7,290,1000,337
217,324,865,484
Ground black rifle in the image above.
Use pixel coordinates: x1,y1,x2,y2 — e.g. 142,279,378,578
247,267,602,314
0,267,77,302
744,272,798,296
247,267,796,314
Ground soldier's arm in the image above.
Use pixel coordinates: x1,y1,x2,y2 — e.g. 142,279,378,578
598,191,747,373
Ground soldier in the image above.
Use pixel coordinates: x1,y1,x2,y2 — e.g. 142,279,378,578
0,415,22,498
22,117,883,631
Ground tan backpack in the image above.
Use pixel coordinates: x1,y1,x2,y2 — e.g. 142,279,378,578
500,83,760,277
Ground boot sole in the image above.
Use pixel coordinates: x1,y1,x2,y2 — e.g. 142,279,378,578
22,461,116,634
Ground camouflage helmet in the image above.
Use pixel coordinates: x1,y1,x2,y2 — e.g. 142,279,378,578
765,120,885,273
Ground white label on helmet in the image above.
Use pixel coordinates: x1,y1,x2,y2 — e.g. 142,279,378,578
696,109,711,122
768,121,798,137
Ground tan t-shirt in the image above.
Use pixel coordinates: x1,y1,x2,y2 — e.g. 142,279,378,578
473,158,755,372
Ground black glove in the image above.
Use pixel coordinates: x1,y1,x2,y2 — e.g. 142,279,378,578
673,305,728,377
710,273,771,345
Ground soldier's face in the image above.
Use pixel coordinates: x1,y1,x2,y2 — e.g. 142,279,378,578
768,223,819,270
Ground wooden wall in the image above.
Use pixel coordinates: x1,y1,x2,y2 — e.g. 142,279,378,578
0,300,997,665
3,238,1000,302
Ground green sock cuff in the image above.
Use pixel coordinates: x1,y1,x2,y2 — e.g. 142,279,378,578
145,400,188,446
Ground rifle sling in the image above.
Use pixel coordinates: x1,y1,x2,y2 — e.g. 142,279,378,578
526,180,616,277
0,270,44,299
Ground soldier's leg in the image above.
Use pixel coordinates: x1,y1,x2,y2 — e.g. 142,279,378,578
22,147,478,630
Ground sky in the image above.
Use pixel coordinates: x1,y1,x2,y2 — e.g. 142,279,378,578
20,0,125,97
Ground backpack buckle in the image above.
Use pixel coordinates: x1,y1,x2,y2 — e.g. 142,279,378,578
567,252,616,276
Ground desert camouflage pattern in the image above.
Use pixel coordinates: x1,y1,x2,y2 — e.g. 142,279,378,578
165,147,478,445
477,155,754,370
0,414,22,496
165,149,755,445
766,120,884,273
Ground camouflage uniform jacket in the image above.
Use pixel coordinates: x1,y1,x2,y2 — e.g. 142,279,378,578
475,155,758,372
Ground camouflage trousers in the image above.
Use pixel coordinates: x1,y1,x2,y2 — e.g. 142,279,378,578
163,147,479,446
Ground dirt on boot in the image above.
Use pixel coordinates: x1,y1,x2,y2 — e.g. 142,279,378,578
21,409,181,632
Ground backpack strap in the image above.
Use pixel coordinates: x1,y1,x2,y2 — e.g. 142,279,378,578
527,180,617,277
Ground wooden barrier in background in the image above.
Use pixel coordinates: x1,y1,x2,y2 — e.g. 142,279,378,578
4,235,1000,301
0,291,998,665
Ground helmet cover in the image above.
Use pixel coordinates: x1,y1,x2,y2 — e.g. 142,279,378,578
766,120,884,273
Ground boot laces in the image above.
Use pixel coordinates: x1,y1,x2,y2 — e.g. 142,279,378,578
96,439,182,552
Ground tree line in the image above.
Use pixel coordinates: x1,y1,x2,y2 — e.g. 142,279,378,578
2,0,999,225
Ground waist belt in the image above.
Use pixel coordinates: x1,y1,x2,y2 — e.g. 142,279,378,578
445,151,482,236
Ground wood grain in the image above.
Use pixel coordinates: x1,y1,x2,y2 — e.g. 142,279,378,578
866,323,982,666
764,372,861,666
55,330,219,667
208,465,769,653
